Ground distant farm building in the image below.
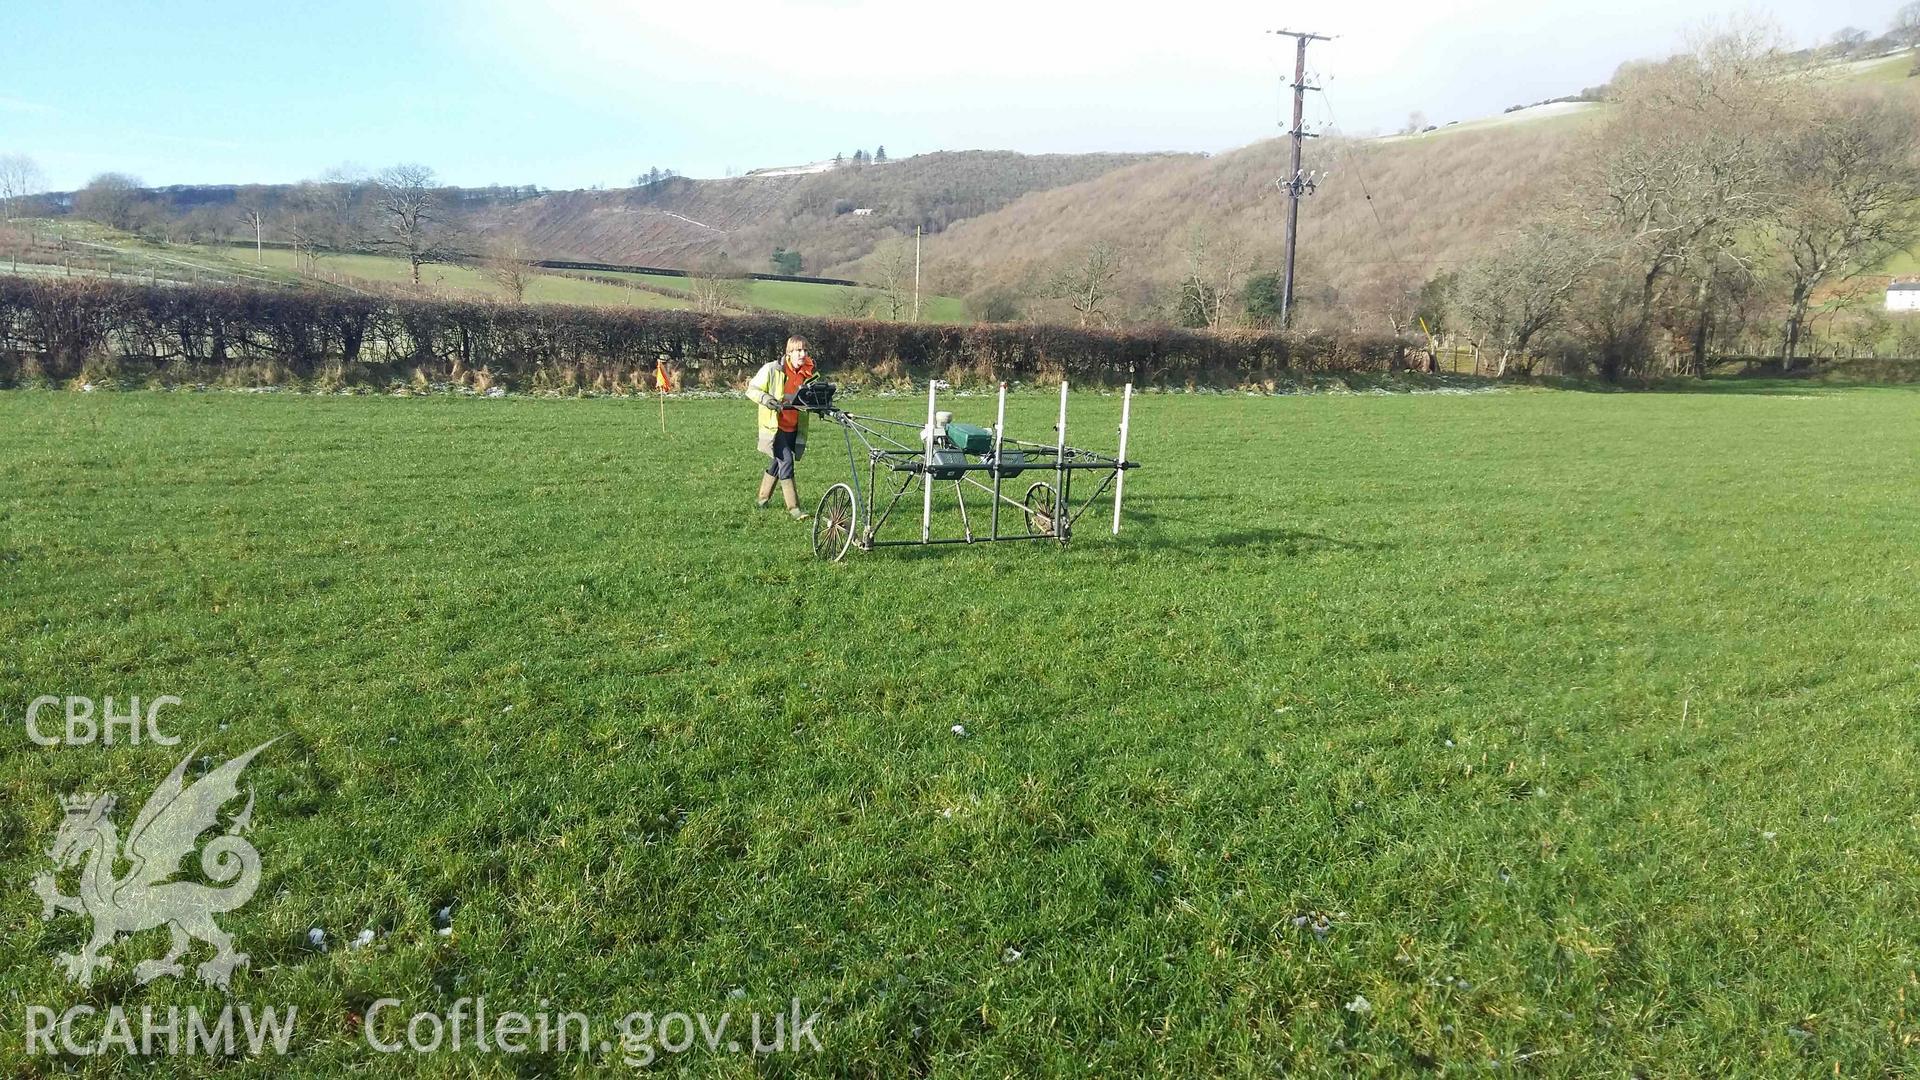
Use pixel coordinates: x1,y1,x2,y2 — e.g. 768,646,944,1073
1890,282,1920,313
851,208,876,217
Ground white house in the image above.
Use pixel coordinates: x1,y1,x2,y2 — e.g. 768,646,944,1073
1890,282,1920,313
851,208,876,217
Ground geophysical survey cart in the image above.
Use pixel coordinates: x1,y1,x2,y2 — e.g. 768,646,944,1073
796,379,1141,560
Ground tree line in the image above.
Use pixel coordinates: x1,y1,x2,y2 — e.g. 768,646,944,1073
1440,23,1920,378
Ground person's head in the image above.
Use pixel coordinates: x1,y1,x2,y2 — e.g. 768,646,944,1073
784,336,808,367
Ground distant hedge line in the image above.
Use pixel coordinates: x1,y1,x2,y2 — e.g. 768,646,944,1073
0,277,1409,390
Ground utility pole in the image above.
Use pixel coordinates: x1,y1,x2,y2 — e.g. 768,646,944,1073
1270,29,1328,330
913,225,922,322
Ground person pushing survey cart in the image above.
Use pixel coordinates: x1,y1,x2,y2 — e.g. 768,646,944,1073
776,373,1139,561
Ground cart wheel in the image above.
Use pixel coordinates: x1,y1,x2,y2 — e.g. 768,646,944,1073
812,484,857,561
1023,481,1062,540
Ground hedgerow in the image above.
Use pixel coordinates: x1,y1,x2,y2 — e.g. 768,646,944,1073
0,277,1408,390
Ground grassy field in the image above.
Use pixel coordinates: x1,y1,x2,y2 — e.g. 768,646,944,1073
577,268,972,323
1845,52,1918,86
5,385,1920,1074
1882,245,1920,277
9,223,973,320
222,248,695,310
220,247,972,321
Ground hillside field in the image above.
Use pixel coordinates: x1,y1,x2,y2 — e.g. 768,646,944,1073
202,244,971,320
1,222,977,320
226,247,693,310
576,268,971,323
5,386,1920,1074
220,248,971,320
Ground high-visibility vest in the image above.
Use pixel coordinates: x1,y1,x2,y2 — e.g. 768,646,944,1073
746,361,810,459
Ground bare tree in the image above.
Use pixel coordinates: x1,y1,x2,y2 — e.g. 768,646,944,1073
1176,227,1252,330
1576,27,1800,377
1899,1,1920,74
372,164,459,286
282,184,326,272
865,238,914,319
315,169,367,250
1049,242,1123,328
684,258,748,314
176,205,232,245
483,238,537,303
73,172,146,232
1896,2,1920,47
832,287,875,319
1829,27,1871,55
281,171,365,273
1774,94,1920,362
1453,218,1601,375
1353,264,1426,337
0,154,46,220
234,185,269,264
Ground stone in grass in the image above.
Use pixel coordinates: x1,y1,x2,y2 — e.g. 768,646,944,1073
350,928,376,950
950,724,967,737
1344,995,1372,1017
307,928,327,952
1290,913,1334,937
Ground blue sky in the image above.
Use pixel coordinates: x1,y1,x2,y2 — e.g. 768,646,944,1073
1,0,1909,191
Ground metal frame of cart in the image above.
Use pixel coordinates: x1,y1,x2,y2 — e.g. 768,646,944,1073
803,380,1139,560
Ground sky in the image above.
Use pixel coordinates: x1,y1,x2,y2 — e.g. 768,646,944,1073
0,0,1909,192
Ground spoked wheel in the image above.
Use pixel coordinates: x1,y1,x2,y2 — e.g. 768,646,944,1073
1023,481,1067,541
812,483,858,561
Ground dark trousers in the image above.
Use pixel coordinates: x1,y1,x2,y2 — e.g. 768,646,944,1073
765,428,799,480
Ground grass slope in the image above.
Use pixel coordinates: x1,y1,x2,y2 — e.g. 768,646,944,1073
214,248,695,310
581,268,970,323
4,386,1920,1074
17,226,970,320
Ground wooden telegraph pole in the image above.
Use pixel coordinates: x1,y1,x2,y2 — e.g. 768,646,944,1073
1270,29,1329,329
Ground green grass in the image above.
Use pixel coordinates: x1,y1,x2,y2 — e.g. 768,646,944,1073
221,248,694,310
215,247,971,321
1843,52,1918,86
6,219,307,287
582,268,972,323
5,385,1920,1074
1879,244,1920,277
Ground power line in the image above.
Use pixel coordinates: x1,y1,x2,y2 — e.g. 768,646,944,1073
1315,89,1410,271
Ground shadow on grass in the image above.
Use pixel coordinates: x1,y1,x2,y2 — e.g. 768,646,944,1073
1543,375,1920,397
1121,512,1389,554
1177,527,1389,554
1653,378,1920,396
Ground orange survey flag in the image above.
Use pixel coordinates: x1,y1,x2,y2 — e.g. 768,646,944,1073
653,359,672,393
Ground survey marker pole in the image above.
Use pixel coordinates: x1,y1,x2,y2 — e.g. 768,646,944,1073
1112,382,1133,536
991,381,1007,540
1059,378,1075,538
922,380,938,542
